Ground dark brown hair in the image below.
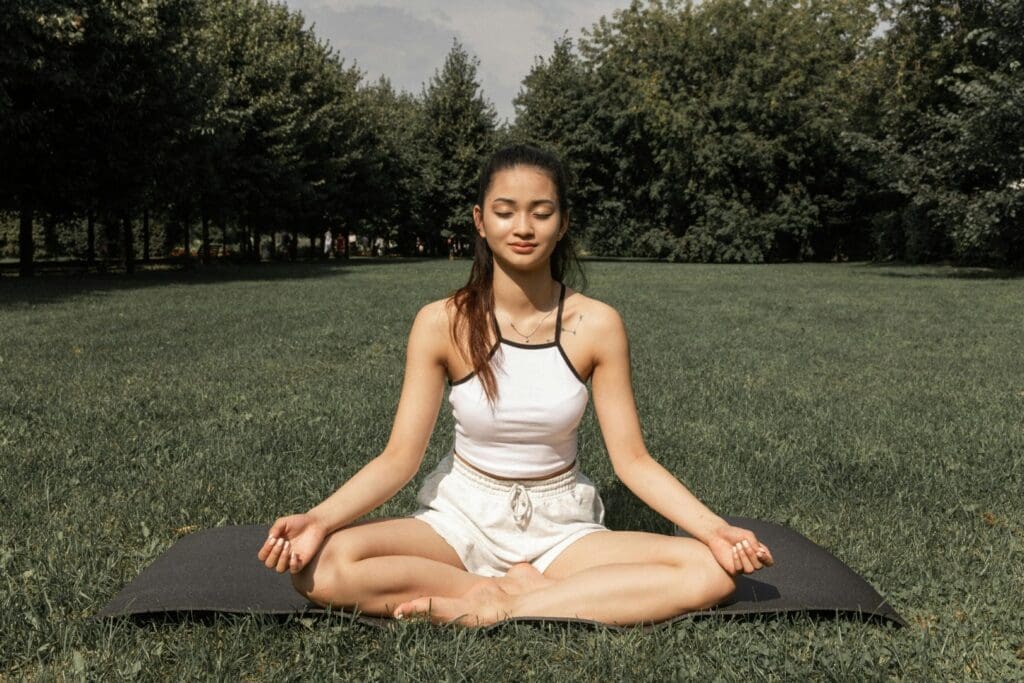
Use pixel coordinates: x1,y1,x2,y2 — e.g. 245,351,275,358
449,144,587,406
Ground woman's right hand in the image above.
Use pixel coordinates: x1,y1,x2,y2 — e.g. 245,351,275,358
257,513,328,574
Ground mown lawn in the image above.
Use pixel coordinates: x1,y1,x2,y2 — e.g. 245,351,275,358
1,259,1022,680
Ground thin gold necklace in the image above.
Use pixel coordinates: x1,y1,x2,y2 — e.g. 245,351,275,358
506,284,559,343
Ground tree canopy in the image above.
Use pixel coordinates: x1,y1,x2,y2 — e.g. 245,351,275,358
2,0,1020,273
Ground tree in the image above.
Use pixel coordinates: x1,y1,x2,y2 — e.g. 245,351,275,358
566,0,879,261
420,40,497,252
359,78,431,255
0,1,88,276
513,36,608,252
852,0,1024,265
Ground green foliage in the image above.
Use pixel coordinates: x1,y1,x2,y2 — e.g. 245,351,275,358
514,37,608,245
420,41,498,243
517,0,879,262
849,0,1024,266
0,1,89,210
359,78,432,250
3,0,1021,268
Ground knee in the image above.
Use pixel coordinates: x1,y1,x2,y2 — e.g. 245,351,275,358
289,534,357,607
290,564,314,598
671,540,736,609
693,545,735,608
703,562,736,607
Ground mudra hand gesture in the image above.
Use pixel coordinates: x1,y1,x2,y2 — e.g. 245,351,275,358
706,524,775,575
257,513,327,574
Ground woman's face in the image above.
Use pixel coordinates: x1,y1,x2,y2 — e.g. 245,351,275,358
474,165,567,272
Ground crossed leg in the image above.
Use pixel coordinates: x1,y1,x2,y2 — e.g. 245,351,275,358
393,530,736,626
290,518,548,616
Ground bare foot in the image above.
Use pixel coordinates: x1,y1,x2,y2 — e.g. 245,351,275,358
393,581,515,627
498,563,555,596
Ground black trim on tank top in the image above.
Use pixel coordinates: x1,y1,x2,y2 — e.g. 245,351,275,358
490,282,565,349
448,341,500,386
557,344,588,385
447,282,588,387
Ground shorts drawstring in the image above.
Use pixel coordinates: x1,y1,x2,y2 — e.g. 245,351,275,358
509,483,533,529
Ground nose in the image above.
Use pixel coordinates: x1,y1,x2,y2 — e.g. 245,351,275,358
513,210,535,238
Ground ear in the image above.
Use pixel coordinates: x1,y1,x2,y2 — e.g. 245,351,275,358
558,209,570,240
473,205,485,237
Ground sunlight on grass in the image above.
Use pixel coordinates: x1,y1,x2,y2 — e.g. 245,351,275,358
1,260,1022,679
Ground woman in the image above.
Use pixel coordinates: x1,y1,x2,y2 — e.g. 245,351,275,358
258,145,773,626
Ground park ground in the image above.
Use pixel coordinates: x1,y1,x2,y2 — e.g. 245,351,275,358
1,259,1022,679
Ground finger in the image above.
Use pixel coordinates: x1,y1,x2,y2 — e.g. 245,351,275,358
268,518,288,539
736,543,755,574
264,537,285,569
732,545,743,574
289,552,301,574
257,534,278,562
718,550,737,576
741,539,763,570
275,541,291,573
757,544,775,566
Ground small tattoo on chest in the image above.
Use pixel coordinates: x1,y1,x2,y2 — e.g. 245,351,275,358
561,313,583,336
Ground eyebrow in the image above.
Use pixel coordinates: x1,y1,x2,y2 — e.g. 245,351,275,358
491,198,556,208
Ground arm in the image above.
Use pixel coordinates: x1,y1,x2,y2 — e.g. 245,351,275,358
589,304,772,574
306,300,449,532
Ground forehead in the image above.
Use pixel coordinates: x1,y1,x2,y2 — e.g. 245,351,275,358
487,165,556,201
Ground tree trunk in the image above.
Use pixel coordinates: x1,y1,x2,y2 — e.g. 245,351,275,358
86,212,95,267
201,211,210,264
341,229,349,259
183,215,191,260
253,228,261,262
18,204,34,277
43,213,58,257
142,208,150,263
99,218,112,273
122,212,135,275
290,228,298,261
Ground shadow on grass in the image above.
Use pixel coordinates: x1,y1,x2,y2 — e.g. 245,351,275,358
0,257,442,307
601,481,673,535
855,262,1024,280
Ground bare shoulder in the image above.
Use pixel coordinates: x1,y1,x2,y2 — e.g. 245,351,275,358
408,298,453,361
416,297,453,328
565,290,626,338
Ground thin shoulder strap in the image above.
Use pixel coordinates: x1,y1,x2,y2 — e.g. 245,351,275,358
554,281,566,344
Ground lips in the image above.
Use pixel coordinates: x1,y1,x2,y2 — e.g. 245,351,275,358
510,243,536,253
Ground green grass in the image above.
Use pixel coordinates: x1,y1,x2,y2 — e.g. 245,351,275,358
2,259,1022,680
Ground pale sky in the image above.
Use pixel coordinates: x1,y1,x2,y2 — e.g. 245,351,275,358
281,0,627,123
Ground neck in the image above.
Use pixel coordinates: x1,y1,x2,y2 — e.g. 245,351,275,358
491,261,558,318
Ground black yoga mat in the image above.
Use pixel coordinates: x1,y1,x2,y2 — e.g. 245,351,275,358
96,517,905,630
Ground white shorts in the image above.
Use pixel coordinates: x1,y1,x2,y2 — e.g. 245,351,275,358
411,451,607,577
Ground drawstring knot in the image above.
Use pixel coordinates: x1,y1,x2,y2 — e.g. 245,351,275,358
509,483,532,529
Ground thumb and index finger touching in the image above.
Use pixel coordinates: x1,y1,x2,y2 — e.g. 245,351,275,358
256,516,304,570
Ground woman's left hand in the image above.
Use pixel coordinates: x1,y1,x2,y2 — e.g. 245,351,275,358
706,525,775,576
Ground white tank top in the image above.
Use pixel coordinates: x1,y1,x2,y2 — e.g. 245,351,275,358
448,282,590,479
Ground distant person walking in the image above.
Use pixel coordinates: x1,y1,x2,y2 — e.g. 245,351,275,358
324,229,333,258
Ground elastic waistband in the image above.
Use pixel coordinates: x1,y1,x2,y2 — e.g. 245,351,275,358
448,451,579,497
